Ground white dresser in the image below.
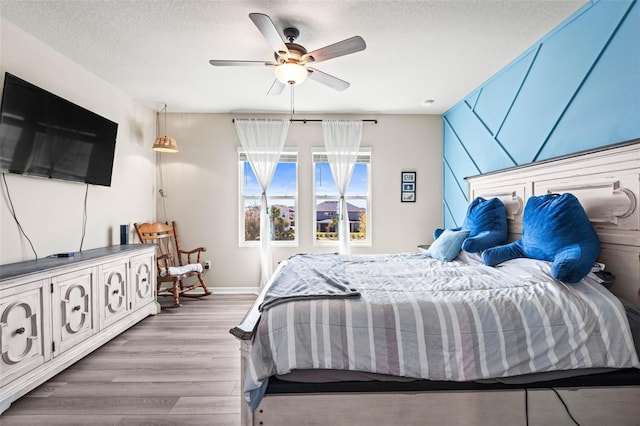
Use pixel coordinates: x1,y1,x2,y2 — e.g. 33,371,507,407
0,245,158,413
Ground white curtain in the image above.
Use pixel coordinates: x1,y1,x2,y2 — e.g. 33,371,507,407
322,120,363,254
235,119,290,287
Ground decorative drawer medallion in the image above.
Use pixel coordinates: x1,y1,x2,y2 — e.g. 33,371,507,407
135,262,152,300
61,283,90,335
105,270,126,314
1,301,38,365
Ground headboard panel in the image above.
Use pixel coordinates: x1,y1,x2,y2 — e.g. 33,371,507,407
467,141,640,307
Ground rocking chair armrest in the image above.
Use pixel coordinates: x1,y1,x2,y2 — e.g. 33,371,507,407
178,247,206,265
178,247,207,255
155,253,172,272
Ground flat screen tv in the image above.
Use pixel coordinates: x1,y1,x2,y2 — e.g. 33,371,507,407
0,72,118,186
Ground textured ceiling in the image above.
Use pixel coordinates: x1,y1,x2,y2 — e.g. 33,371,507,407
0,0,587,115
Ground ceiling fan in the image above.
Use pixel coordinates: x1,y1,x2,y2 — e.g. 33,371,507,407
209,13,366,95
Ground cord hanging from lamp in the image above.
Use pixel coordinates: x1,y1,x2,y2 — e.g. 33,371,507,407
152,103,179,153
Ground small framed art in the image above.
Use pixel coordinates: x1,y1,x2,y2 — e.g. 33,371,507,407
401,192,415,202
401,171,416,202
402,172,416,182
402,182,415,192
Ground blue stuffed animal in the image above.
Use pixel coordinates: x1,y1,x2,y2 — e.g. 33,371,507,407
434,197,508,253
482,193,600,283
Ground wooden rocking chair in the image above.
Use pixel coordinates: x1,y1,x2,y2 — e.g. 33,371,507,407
134,221,211,308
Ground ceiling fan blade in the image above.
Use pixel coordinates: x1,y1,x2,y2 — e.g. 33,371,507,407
209,60,275,67
249,13,289,56
267,79,286,96
302,36,366,64
307,68,350,91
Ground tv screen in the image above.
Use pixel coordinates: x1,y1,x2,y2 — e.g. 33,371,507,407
0,73,118,186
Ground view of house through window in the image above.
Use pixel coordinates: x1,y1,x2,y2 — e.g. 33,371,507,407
313,150,371,244
239,150,297,245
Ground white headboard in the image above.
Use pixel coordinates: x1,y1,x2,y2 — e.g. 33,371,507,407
466,141,640,307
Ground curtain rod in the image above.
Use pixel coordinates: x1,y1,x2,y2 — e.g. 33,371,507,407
232,118,378,124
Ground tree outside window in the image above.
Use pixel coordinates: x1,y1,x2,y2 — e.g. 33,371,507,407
239,150,297,245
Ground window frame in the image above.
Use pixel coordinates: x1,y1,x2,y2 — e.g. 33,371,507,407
311,148,372,247
238,148,299,247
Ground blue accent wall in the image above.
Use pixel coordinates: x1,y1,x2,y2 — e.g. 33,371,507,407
442,0,640,227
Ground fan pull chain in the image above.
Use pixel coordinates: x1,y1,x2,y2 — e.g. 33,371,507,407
290,82,295,120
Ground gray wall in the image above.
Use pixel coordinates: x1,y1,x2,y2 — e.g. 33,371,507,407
153,113,442,289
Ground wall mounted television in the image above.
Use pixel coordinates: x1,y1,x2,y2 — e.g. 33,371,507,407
0,72,118,186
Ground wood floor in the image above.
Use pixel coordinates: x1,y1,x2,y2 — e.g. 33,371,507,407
1,293,256,425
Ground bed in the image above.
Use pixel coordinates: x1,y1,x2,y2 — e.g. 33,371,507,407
231,141,640,426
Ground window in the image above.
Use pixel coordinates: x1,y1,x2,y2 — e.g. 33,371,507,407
239,149,298,246
312,149,371,245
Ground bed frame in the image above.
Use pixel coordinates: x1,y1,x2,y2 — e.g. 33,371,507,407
231,141,640,425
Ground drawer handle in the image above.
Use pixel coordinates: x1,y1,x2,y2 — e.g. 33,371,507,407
113,289,119,295
72,305,81,312
15,327,26,335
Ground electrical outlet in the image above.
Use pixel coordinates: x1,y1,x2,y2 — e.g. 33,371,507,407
204,260,211,270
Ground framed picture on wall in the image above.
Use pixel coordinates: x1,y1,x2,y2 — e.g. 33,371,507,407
402,192,415,202
402,182,415,192
401,171,416,202
402,172,416,182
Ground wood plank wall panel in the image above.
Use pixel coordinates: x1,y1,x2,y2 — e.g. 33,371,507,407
442,0,639,228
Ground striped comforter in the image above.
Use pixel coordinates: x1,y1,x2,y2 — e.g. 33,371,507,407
245,252,640,408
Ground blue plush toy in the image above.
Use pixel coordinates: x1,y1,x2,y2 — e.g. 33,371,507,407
483,193,600,283
434,197,508,253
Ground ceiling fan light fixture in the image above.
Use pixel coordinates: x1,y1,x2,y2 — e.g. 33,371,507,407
210,14,365,93
275,63,308,85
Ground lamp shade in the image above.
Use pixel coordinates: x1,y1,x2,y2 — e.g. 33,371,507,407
275,63,308,85
152,135,179,153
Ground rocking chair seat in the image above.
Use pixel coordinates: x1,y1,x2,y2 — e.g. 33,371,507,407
161,263,203,277
134,221,211,308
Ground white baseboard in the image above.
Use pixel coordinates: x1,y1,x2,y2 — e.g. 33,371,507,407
211,286,260,295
